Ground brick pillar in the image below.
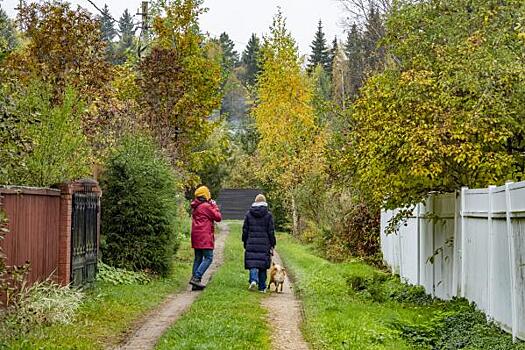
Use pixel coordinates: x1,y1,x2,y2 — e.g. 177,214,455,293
57,182,73,285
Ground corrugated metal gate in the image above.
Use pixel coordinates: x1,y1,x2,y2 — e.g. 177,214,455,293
0,187,61,285
216,189,262,220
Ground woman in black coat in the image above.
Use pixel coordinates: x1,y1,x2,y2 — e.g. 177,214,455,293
242,194,276,292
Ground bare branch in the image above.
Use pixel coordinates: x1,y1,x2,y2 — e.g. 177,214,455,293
85,0,117,23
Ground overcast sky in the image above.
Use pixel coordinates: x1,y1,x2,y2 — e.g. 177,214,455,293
1,0,348,55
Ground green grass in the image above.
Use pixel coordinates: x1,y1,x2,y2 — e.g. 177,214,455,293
2,236,194,350
156,221,271,350
277,233,424,350
277,233,525,350
277,234,525,350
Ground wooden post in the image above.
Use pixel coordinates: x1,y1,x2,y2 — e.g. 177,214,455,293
137,1,150,58
291,195,298,236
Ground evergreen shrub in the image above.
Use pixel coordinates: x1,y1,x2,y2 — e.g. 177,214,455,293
100,135,180,277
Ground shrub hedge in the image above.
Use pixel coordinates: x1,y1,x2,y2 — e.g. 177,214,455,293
100,135,181,277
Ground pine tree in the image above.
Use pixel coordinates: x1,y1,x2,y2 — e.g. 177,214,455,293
0,6,17,60
363,5,385,71
345,24,364,98
119,9,135,46
114,9,135,64
307,20,330,73
99,4,117,42
219,32,239,73
241,33,260,87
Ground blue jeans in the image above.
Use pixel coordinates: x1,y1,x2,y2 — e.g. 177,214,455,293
249,268,267,291
193,249,213,280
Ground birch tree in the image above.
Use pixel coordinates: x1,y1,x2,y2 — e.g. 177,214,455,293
253,10,327,235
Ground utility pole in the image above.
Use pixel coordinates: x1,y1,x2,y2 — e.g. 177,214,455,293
15,0,24,31
137,1,150,58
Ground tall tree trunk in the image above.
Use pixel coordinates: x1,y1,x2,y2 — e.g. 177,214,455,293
291,195,299,236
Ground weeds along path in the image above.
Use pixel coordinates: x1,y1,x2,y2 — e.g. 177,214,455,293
262,251,309,350
115,222,230,350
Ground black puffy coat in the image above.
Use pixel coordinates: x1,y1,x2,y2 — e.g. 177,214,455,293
242,205,276,270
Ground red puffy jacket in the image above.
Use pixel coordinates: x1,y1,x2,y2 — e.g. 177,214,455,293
191,199,222,249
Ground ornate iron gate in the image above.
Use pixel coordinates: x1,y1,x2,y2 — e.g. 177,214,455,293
71,191,99,286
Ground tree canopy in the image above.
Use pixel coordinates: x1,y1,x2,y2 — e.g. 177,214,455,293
0,6,17,61
99,4,116,43
342,0,525,208
218,32,239,74
254,10,327,233
307,20,331,73
241,33,261,87
139,0,222,185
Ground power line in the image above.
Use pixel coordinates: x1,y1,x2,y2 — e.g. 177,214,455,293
84,0,117,23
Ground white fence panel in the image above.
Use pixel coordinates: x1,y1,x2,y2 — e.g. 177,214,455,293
515,219,525,339
381,181,525,341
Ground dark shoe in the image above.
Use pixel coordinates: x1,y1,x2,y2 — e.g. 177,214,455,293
192,284,205,291
190,277,206,290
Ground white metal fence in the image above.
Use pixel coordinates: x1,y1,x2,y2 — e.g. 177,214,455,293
381,182,525,341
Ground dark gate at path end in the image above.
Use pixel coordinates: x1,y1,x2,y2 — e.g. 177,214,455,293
216,189,262,220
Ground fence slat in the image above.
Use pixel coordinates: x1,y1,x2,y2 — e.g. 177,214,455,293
488,185,495,316
460,186,467,298
0,188,61,284
505,182,519,341
381,181,525,341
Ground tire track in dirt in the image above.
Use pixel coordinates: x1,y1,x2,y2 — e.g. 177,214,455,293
262,251,309,350
115,222,230,350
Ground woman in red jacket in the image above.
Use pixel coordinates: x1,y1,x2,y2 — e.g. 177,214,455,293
189,186,222,290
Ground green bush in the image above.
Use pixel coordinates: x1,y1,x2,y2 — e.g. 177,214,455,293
100,135,181,277
0,280,83,340
0,80,91,186
393,300,525,350
96,261,151,285
295,182,381,263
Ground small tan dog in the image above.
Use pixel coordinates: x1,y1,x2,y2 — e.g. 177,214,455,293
268,262,286,293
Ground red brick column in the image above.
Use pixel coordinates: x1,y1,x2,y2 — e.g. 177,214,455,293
57,183,73,285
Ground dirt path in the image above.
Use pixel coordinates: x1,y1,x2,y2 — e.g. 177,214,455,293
262,251,309,350
115,222,230,350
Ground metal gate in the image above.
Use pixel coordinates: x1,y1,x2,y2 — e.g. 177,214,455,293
216,189,262,220
70,191,99,286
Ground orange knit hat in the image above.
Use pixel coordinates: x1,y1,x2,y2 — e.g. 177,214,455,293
195,186,211,201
